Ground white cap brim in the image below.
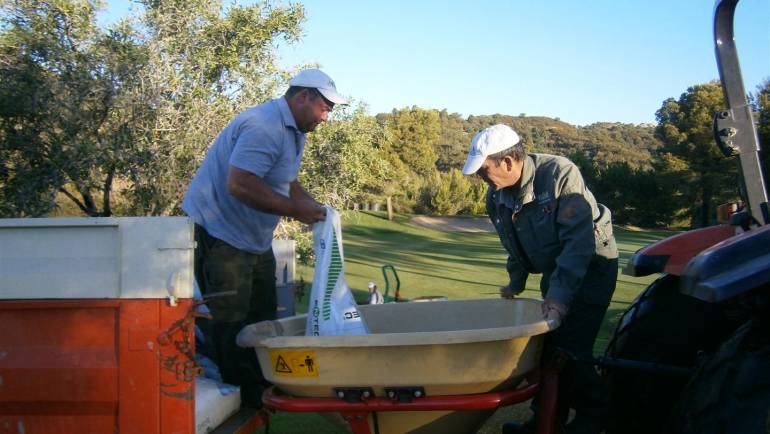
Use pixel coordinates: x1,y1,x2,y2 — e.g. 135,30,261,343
461,154,486,175
318,88,349,105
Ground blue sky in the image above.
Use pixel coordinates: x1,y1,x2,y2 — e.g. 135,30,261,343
103,0,769,126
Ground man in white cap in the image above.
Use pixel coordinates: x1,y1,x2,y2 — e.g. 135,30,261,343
461,124,618,434
367,281,384,304
182,68,347,408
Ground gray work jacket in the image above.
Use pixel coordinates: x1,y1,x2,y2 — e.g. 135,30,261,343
487,153,618,305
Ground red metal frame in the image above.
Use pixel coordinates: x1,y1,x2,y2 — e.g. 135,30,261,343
263,365,560,434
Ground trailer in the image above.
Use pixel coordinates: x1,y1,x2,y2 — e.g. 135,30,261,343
0,217,294,434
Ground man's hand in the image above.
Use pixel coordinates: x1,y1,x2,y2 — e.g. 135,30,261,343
289,181,325,224
292,199,326,224
542,298,568,324
500,284,521,299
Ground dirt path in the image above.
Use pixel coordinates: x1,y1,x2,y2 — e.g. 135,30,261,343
410,216,494,233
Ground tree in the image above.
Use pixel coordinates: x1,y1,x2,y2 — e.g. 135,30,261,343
592,161,676,227
122,0,305,215
275,102,394,264
378,147,423,213
299,103,390,209
414,169,486,216
0,0,145,216
567,151,598,188
372,106,442,212
751,79,770,192
0,0,305,217
655,81,737,227
430,169,472,215
568,150,677,227
380,106,440,176
435,109,470,171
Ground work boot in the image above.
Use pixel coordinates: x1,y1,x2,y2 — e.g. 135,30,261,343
502,419,536,434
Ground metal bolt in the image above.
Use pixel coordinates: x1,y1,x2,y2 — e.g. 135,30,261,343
337,391,345,399
387,391,396,399
362,390,371,398
414,390,422,398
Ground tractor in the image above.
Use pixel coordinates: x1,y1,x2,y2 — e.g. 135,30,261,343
601,1,770,433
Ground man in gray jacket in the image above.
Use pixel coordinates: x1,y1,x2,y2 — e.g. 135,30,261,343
462,124,618,434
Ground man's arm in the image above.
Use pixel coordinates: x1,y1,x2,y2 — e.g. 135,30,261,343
545,165,596,306
502,255,529,297
290,180,317,203
487,188,529,298
228,166,325,224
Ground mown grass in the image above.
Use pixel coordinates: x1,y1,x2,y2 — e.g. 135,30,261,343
258,211,673,434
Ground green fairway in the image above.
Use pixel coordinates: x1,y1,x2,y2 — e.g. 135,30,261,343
260,211,673,433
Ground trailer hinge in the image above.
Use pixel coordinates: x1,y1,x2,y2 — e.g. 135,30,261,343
334,387,375,403
157,300,210,382
384,386,425,403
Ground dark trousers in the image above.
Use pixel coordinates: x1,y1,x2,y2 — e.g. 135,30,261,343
542,256,618,426
194,224,276,407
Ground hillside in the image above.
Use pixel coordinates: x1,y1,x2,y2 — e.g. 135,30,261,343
378,110,662,172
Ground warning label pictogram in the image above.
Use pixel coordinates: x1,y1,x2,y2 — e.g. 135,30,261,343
275,356,292,373
269,350,319,377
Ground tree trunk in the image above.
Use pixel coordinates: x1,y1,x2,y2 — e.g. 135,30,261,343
387,196,393,221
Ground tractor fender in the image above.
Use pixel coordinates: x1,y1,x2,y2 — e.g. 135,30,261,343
681,224,770,303
623,225,736,277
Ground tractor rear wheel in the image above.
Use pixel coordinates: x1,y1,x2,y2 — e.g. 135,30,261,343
669,319,770,434
603,274,741,434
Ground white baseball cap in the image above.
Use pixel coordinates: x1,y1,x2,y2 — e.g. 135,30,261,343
289,68,349,105
461,124,521,175
367,281,376,289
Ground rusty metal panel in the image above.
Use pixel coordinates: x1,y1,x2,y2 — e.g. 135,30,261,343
0,299,195,434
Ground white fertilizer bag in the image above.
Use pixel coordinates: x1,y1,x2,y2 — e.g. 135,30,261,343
305,206,369,336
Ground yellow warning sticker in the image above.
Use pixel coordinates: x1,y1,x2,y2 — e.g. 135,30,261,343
269,350,318,377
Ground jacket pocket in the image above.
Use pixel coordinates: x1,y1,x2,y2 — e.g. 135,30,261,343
527,202,560,248
593,204,618,259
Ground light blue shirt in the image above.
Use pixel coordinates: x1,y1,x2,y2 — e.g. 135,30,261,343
182,97,306,254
